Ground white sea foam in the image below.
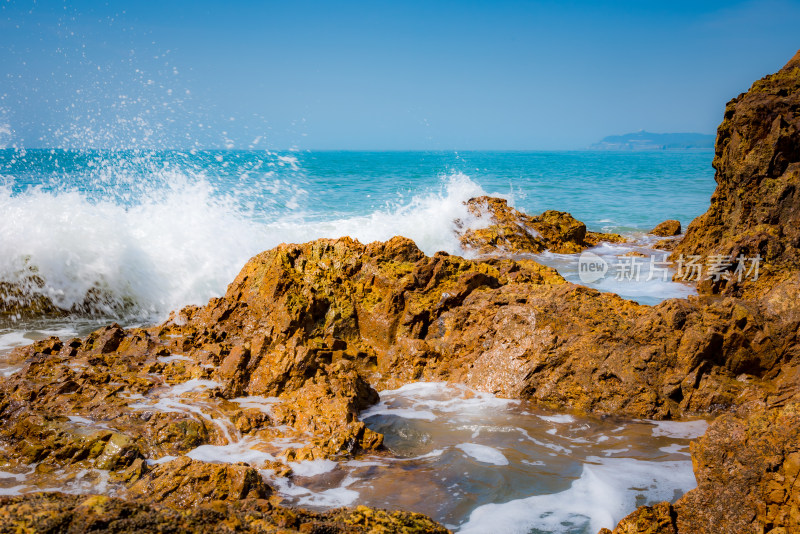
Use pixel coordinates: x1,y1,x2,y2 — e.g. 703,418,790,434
231,396,281,414
128,378,234,442
537,414,575,424
0,173,491,322
289,459,338,477
41,468,115,496
650,419,708,439
659,443,690,455
535,242,697,305
455,443,509,466
0,327,81,356
458,456,696,533
361,382,518,424
0,484,28,496
268,472,360,508
67,415,111,430
0,332,30,352
185,438,276,465
360,404,437,421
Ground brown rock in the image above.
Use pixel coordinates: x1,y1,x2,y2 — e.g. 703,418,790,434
126,456,271,507
673,402,800,533
459,196,626,255
650,220,681,237
0,492,451,533
598,502,677,534
603,403,800,534
673,50,800,295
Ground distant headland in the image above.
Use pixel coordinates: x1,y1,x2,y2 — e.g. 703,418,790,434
590,130,715,150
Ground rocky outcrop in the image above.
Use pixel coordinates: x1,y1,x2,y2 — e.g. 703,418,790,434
600,49,800,534
0,492,450,533
459,196,625,255
675,402,800,533
3,51,800,534
3,236,798,465
1,228,799,531
601,402,800,534
651,220,681,237
0,269,66,320
673,50,800,295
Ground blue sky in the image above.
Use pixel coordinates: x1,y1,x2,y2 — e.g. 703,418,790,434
1,0,799,150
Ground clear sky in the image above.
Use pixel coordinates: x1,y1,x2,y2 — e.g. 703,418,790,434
1,0,799,150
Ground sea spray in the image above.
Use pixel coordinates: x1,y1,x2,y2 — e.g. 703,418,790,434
1,149,494,323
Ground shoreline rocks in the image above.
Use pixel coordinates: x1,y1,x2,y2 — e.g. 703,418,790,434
1,230,798,530
673,50,800,298
601,49,800,534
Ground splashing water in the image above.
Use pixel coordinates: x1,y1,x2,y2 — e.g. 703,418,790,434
0,149,495,325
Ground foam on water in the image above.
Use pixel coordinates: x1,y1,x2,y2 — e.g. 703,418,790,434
0,161,490,324
263,383,705,531
534,242,697,306
128,378,236,442
458,457,696,533
289,459,339,477
360,382,520,423
267,472,361,508
185,438,276,465
455,443,509,466
230,396,282,414
650,419,708,439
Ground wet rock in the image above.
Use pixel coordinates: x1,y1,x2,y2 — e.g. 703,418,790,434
603,402,800,534
0,492,451,533
674,402,800,533
598,501,677,534
126,456,271,507
653,237,680,251
650,220,681,237
673,50,800,295
459,196,625,255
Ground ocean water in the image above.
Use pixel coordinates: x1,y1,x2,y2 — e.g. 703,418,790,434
0,148,715,532
0,148,714,329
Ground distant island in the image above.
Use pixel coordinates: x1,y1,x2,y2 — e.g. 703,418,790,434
590,131,715,150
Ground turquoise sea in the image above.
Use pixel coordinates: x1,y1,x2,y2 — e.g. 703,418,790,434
0,149,715,325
